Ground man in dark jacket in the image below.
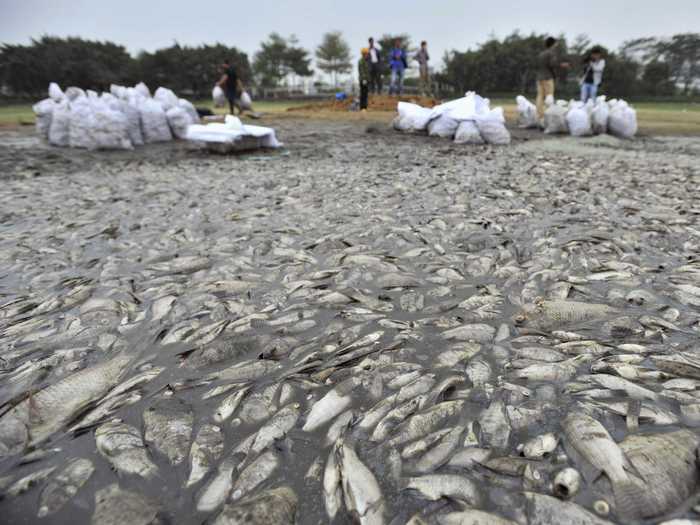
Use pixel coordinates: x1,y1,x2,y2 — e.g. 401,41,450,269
217,59,241,115
367,37,382,94
358,48,370,111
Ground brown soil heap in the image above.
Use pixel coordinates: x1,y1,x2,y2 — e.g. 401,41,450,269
288,94,441,113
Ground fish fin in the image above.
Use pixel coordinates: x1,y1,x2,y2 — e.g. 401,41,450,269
613,479,646,519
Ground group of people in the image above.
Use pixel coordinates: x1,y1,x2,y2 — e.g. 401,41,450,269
357,37,432,110
536,36,606,120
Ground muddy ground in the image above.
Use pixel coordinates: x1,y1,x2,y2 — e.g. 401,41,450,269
1,117,700,525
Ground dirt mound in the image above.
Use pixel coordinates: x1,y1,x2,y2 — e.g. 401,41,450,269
288,94,441,113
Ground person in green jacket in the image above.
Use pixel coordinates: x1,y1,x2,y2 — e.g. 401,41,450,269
358,48,370,111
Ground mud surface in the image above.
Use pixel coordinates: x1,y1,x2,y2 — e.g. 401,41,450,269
1,118,700,525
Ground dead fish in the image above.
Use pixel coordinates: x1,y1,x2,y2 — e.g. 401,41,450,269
186,424,224,488
95,420,157,478
403,474,481,506
231,450,279,502
338,438,386,525
525,492,613,525
515,299,617,331
143,396,193,465
92,484,160,525
211,486,297,525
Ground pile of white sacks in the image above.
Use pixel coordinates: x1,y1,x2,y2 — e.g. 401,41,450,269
32,82,200,150
516,94,638,139
393,91,511,145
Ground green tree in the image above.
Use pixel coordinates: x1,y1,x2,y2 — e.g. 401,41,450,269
253,33,312,88
315,31,352,87
642,61,676,96
655,33,700,94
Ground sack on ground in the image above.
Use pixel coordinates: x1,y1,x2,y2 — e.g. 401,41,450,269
33,98,55,139
154,87,179,111
566,102,593,137
65,87,86,101
516,95,538,128
393,102,432,132
48,83,64,102
591,97,610,135
476,108,511,145
92,102,133,150
121,100,144,146
544,100,569,134
48,101,71,147
166,106,194,139
134,82,151,98
428,114,460,138
178,99,200,125
213,86,226,108
454,120,485,144
239,91,253,110
609,100,637,139
140,99,173,143
68,97,97,149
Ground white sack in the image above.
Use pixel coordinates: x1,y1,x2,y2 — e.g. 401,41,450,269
609,100,637,139
64,87,86,101
139,98,173,143
154,87,179,111
110,84,127,99
166,106,193,139
69,97,97,149
566,102,593,137
454,120,485,145
33,98,55,139
543,98,569,135
48,101,71,147
239,91,253,110
393,102,432,132
591,96,610,135
516,95,538,128
178,98,200,124
122,102,144,146
443,92,490,121
92,101,133,150
428,114,460,138
475,107,511,145
48,83,64,102
134,82,151,98
213,86,226,108
185,116,281,149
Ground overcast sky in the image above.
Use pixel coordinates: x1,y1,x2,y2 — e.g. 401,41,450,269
2,0,699,73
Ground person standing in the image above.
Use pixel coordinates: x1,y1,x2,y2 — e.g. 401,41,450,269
415,41,431,96
389,39,407,95
368,37,383,94
535,37,570,120
580,46,606,103
358,48,370,111
217,59,241,115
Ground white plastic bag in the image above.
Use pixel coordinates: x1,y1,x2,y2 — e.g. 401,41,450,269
239,91,252,110
64,87,86,101
516,95,538,128
48,83,64,102
48,100,71,147
609,100,637,139
139,98,173,143
428,114,460,138
33,98,55,139
154,87,179,111
110,84,127,99
166,106,193,139
134,82,151,98
178,99,200,124
543,97,569,134
591,96,610,135
566,102,593,137
454,120,485,144
69,97,97,149
393,102,432,132
120,100,144,146
213,86,226,108
475,107,511,145
92,101,133,150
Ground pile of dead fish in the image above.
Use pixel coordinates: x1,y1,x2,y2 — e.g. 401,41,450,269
0,127,700,525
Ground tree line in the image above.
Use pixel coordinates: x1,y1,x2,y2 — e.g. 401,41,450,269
1,32,698,100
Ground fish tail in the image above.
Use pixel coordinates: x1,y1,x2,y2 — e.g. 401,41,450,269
613,480,645,519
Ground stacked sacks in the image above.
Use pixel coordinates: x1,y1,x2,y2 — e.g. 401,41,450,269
515,95,538,129
394,92,511,145
33,82,200,150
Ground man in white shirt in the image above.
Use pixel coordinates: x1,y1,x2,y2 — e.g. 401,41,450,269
368,37,383,94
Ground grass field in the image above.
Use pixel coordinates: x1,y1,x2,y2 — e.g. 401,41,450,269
2,98,699,135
